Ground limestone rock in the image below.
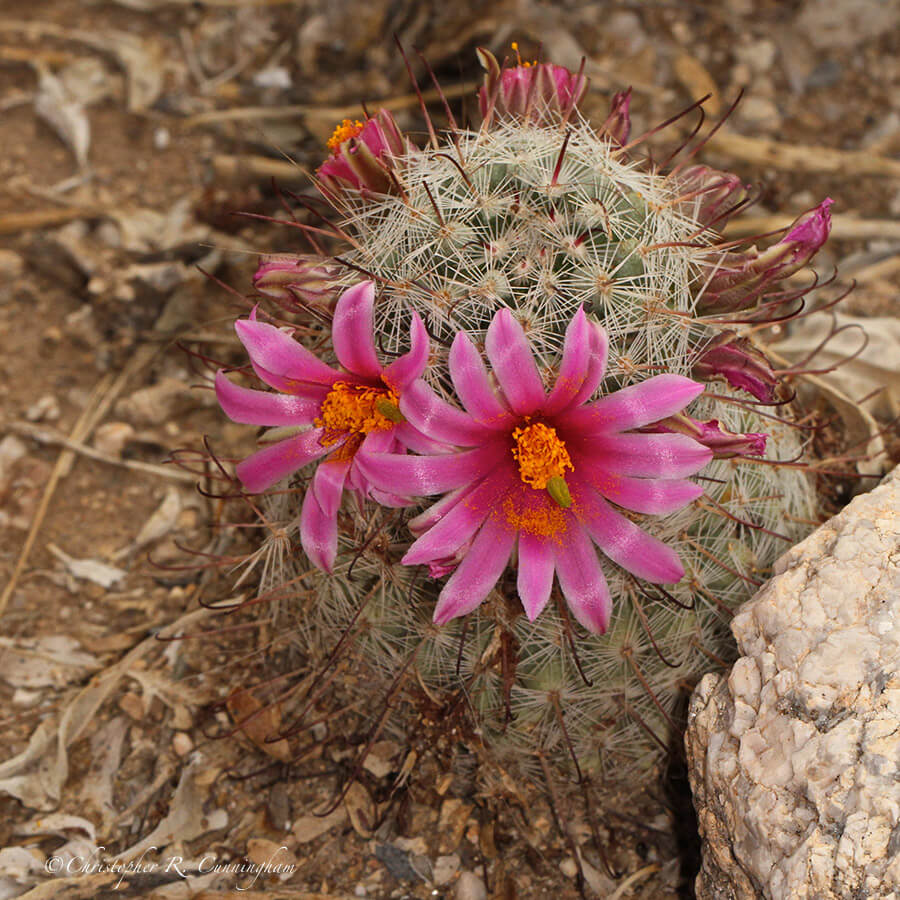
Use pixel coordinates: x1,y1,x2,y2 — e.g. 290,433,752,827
687,466,900,900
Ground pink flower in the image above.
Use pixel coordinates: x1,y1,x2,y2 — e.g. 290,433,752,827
215,281,435,572
693,330,779,403
253,254,345,311
645,414,767,459
602,89,632,145
676,164,746,228
316,110,412,196
699,199,833,313
477,46,588,123
357,307,712,634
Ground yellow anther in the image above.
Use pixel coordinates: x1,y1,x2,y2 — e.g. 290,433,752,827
327,118,364,151
511,422,573,489
315,381,399,447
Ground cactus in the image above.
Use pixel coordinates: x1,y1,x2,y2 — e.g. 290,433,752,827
214,47,830,785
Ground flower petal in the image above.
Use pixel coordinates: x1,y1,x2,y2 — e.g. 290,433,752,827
301,460,350,572
331,281,382,378
400,380,497,447
392,421,448,454
356,442,508,497
408,488,466,537
403,472,514,566
543,308,609,415
553,526,611,634
571,432,712,478
577,468,704,515
382,311,429,391
235,318,337,388
562,374,706,433
235,428,330,493
449,331,513,425
432,516,516,625
215,371,321,426
484,308,545,414
517,532,555,621
577,489,685,583
568,322,609,409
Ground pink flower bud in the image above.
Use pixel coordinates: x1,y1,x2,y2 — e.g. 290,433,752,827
477,47,588,124
693,331,779,403
602,89,631,145
316,110,413,197
677,164,747,227
699,199,833,314
646,414,767,459
253,254,345,310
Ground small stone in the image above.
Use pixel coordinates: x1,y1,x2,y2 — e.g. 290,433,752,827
438,798,473,853
433,854,460,886
292,806,347,843
560,857,578,879
0,435,27,488
0,249,24,279
25,394,60,423
118,691,144,720
455,871,487,900
117,377,187,426
172,732,193,756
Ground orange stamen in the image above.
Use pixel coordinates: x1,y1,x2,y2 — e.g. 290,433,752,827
315,381,400,448
511,422,573,489
327,118,365,151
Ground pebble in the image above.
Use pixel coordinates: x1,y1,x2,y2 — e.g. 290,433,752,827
172,732,193,756
25,394,60,423
455,871,487,900
438,798,473,853
433,854,461,886
118,691,145,721
92,422,135,458
0,435,27,489
117,377,188,426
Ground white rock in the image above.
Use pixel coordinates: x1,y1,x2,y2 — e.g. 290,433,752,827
455,871,487,900
687,467,900,899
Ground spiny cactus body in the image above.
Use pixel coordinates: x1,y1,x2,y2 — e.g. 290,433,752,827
219,49,828,782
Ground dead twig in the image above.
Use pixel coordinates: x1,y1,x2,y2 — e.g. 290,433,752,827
725,214,900,241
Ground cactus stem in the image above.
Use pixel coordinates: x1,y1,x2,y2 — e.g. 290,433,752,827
627,586,681,670
622,647,677,732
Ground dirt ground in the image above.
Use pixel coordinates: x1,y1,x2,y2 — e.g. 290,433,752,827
1,1,898,898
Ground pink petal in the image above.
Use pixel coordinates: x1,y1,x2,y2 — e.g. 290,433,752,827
403,473,513,566
484,308,545,414
301,460,350,572
517,532,555,621
382,311,429,391
400,380,496,447
235,318,337,388
392,421,447,454
235,428,331,493
331,281,382,378
577,468,704,515
432,516,516,625
449,331,513,425
543,308,608,415
578,490,685,584
553,526,611,634
567,322,609,409
355,442,508,497
571,432,712,478
215,371,321,426
408,488,466,537
562,374,706,433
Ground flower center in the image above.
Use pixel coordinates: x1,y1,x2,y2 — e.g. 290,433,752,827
327,118,364,152
511,422,574,508
315,381,402,449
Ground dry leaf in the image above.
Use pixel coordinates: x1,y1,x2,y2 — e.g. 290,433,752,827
343,781,376,839
34,66,91,169
292,805,347,843
47,543,126,588
15,813,96,840
0,635,100,689
133,487,182,548
226,689,291,762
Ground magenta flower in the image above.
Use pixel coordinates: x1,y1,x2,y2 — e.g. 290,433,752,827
478,46,588,123
645,414,767,459
676,164,746,228
602,88,632,145
699,199,833,313
215,281,435,572
253,254,345,311
316,110,412,196
693,330,779,403
357,307,712,634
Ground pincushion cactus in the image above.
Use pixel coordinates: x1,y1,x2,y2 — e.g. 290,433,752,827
212,46,831,784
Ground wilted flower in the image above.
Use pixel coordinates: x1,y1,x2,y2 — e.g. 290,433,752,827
357,307,711,634
693,330,779,403
478,45,588,124
316,110,412,196
699,198,833,313
253,254,345,310
677,164,747,227
215,281,434,572
646,414,767,459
